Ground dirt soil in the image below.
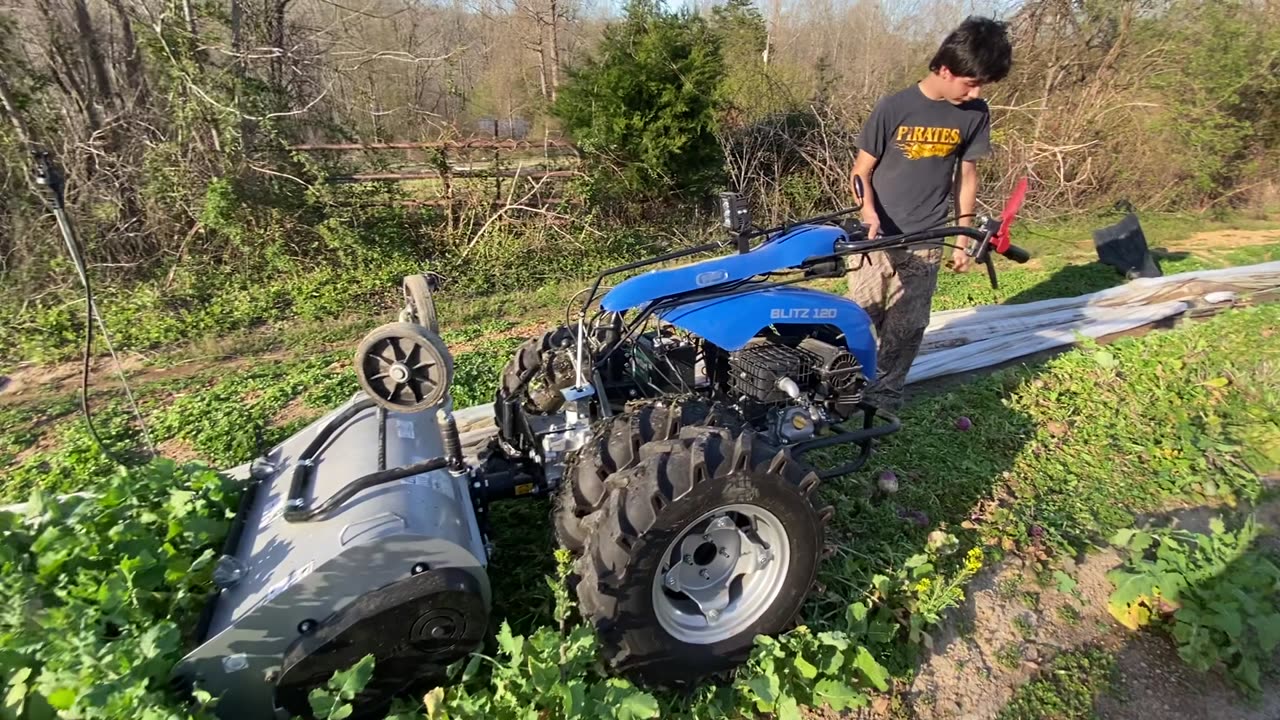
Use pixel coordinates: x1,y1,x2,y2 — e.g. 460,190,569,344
0,319,548,409
882,498,1280,720
1168,228,1280,252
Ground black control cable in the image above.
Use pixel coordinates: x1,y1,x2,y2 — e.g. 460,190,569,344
31,151,156,463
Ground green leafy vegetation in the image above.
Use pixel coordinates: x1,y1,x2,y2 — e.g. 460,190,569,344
1107,516,1280,693
982,304,1278,557
997,643,1023,671
0,461,240,718
996,648,1116,720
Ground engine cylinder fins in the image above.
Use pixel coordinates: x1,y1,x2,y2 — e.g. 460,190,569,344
727,341,820,404
355,321,453,412
797,337,864,395
273,568,487,720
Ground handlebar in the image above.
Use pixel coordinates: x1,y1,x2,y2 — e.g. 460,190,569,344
829,219,1030,290
999,243,1031,264
578,204,1031,317
836,223,1028,263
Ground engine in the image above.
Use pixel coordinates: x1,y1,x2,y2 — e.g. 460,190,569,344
710,336,867,442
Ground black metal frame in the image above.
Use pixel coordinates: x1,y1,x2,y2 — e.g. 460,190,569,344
793,404,902,479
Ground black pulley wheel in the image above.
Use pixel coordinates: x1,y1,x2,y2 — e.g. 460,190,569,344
402,274,440,333
355,322,453,412
274,568,487,720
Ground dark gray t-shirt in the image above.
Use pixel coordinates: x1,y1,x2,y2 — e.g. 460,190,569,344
856,85,992,235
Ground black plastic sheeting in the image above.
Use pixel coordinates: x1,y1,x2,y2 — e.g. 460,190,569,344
1093,211,1163,279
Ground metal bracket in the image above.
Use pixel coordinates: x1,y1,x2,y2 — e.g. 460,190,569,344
791,404,901,480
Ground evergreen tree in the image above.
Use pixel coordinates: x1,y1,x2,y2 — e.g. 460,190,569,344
553,0,726,202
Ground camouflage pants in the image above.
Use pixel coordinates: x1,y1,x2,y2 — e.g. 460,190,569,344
845,246,943,413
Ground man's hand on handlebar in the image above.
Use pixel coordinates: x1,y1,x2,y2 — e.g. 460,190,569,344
861,212,881,240
950,248,972,273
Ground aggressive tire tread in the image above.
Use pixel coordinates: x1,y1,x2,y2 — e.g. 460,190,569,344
553,398,727,551
573,425,832,686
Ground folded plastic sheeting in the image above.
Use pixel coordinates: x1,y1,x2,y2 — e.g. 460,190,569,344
907,300,1189,383
907,261,1280,384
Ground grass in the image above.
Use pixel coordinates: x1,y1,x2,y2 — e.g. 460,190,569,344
996,648,1116,720
997,643,1024,671
1013,615,1036,640
1056,604,1083,627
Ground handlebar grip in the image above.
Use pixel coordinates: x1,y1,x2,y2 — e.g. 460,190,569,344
1000,244,1031,264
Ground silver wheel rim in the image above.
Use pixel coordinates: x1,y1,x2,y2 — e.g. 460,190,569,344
651,503,791,645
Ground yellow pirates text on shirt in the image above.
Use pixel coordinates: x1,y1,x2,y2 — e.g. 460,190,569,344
894,126,961,160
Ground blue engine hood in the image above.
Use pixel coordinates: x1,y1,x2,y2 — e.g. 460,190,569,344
601,225,845,312
656,285,879,380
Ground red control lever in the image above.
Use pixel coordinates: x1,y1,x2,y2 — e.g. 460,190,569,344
994,177,1028,253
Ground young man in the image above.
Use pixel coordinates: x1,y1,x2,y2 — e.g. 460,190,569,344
847,16,1012,414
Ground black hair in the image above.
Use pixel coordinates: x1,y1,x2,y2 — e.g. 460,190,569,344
929,16,1013,84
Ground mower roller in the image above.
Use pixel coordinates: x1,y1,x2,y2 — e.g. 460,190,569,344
174,180,1031,718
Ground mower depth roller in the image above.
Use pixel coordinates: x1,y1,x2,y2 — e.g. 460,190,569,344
176,180,1032,717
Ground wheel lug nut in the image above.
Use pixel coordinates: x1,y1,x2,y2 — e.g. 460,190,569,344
683,554,693,564
719,548,730,558
699,569,710,579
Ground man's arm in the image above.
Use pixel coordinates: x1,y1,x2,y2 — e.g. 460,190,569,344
851,149,881,238
951,159,979,271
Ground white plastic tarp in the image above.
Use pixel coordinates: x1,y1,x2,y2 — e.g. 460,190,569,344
906,260,1280,384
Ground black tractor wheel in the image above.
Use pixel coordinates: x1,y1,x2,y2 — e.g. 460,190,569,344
553,398,734,552
496,325,581,415
573,425,831,687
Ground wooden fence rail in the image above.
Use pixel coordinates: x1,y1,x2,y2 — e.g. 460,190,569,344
285,139,577,152
279,135,580,230
324,169,578,183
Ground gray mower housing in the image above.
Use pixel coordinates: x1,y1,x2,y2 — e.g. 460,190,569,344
173,386,491,719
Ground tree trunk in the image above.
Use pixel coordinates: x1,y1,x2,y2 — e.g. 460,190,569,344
104,0,147,106
548,0,561,102
184,0,199,38
268,0,290,89
70,0,115,112
230,0,250,149
764,0,781,65
230,0,243,56
529,38,549,101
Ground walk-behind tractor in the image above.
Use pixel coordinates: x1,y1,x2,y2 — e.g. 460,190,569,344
174,180,1031,718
